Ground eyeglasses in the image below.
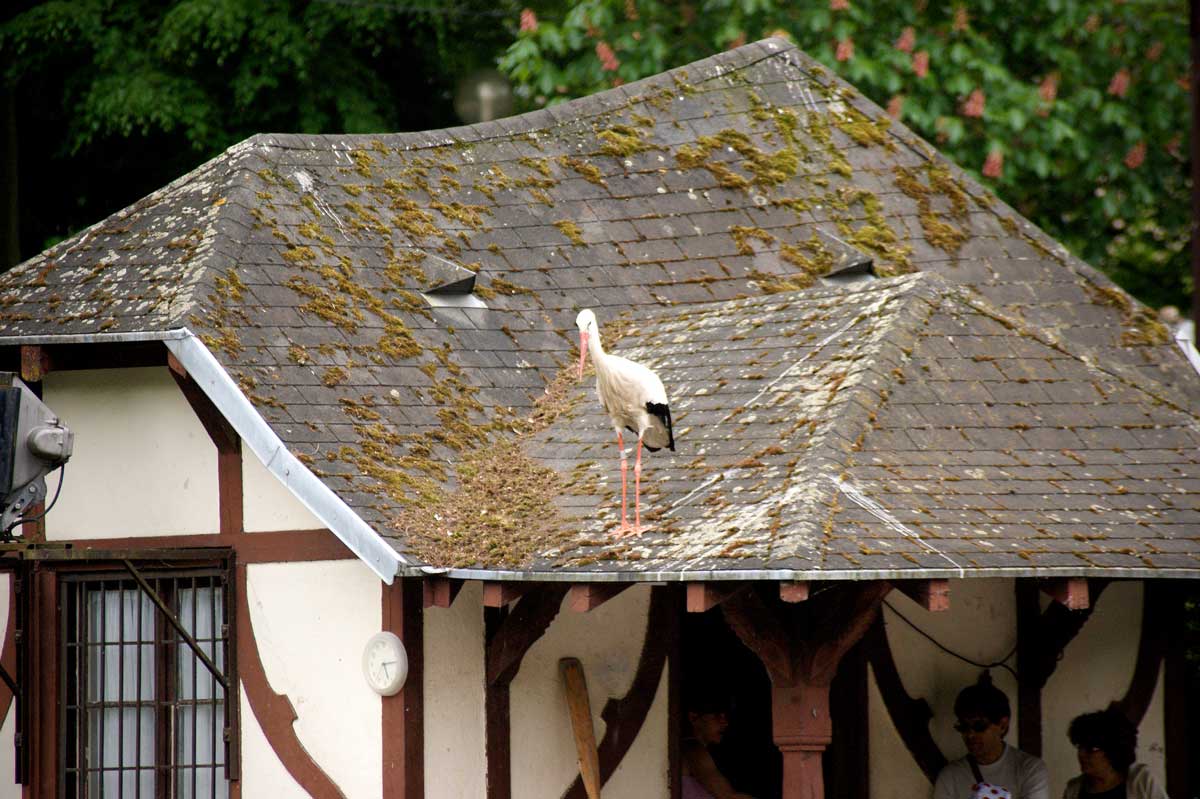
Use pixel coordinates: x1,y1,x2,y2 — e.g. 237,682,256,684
954,720,993,734
1076,745,1104,754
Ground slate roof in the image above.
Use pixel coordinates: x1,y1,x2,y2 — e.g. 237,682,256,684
0,38,1197,579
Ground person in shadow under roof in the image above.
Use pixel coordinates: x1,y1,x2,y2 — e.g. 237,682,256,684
933,673,1050,799
1062,709,1167,799
682,691,756,799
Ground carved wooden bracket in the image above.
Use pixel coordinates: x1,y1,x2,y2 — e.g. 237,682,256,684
237,565,345,798
721,582,891,799
566,583,631,612
890,579,950,612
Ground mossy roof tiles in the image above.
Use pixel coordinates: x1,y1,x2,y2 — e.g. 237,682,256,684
0,38,1196,577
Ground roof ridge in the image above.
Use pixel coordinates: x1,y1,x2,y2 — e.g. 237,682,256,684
250,38,803,155
942,286,1200,420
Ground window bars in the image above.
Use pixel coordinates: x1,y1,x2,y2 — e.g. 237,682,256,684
60,565,235,798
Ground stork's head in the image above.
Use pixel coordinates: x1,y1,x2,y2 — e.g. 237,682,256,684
575,309,598,379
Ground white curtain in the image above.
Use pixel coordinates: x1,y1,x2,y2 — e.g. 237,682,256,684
176,585,227,799
85,583,227,798
86,587,156,797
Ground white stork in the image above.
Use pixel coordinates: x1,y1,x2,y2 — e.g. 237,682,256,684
575,309,675,536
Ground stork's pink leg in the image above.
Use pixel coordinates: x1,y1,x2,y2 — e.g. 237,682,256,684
633,432,644,535
616,431,631,535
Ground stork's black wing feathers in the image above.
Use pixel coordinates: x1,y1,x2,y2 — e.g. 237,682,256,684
646,401,675,452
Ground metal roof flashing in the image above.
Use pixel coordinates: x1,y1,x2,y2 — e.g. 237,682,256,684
164,331,406,582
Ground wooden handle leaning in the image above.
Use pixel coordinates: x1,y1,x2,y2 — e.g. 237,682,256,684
559,657,602,799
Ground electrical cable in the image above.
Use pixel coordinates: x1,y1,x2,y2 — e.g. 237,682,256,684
5,465,66,535
883,597,1019,681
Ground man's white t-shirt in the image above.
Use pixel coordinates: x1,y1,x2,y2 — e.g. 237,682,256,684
932,745,1050,799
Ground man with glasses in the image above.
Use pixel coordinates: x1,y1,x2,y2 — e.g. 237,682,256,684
933,674,1050,799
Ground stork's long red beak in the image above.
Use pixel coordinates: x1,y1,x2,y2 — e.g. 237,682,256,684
578,331,589,379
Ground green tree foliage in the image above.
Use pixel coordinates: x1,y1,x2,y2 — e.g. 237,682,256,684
1,0,515,260
499,0,1192,309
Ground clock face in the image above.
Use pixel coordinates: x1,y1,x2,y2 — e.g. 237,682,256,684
362,632,408,696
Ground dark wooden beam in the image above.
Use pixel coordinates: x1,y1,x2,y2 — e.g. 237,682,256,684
167,352,242,535
685,582,743,613
890,579,950,612
1016,578,1043,756
779,581,809,603
1017,578,1110,756
1112,580,1168,725
483,581,532,608
423,577,463,609
485,585,569,799
862,615,946,781
1038,577,1088,609
31,565,59,798
236,564,344,797
383,578,423,799
566,583,631,612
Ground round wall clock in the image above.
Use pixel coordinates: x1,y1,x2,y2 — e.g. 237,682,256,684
362,631,408,696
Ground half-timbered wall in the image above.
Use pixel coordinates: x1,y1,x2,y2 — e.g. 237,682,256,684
868,578,1166,799
424,581,487,798
43,367,220,538
510,584,667,799
242,447,324,533
245,560,383,799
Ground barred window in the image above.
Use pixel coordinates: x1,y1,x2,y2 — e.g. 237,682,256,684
61,568,234,798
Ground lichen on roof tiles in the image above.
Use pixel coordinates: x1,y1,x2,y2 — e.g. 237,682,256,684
1,38,1196,576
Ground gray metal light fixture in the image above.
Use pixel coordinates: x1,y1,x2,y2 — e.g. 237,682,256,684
454,69,514,124
0,373,72,534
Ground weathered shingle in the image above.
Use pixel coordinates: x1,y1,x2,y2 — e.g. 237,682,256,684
0,39,1196,577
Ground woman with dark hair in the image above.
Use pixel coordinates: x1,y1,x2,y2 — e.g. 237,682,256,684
681,693,756,799
1063,709,1167,799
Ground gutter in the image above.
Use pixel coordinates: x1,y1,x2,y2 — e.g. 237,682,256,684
411,564,1200,582
6,328,404,583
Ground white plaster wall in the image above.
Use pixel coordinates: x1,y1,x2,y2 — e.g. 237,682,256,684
1043,582,1166,793
604,660,669,798
238,687,311,799
424,581,486,799
246,560,381,799
42,367,220,538
869,579,1164,799
510,585,668,799
242,446,324,533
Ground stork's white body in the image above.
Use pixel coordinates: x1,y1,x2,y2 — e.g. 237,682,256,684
575,309,674,536
591,347,673,451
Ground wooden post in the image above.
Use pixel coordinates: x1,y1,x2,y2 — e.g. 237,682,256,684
383,578,423,799
722,582,891,799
